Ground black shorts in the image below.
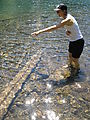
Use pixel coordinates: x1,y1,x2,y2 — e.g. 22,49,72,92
69,38,84,58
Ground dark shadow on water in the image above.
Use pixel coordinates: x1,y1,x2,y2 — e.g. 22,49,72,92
49,68,86,88
1,64,86,120
48,77,75,88
2,74,49,120
1,71,34,120
35,71,49,81
1,58,43,120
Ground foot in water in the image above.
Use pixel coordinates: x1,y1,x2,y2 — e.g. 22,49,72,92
53,64,80,81
62,64,80,79
68,65,80,79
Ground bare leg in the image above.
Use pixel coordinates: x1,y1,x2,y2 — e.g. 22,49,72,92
68,52,73,65
72,57,80,69
68,52,80,69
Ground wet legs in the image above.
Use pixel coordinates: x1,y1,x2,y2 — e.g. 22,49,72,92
68,52,80,69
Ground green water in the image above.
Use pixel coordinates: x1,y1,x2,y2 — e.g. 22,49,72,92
0,0,90,120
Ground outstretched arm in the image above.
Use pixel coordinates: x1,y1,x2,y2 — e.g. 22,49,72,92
31,24,61,36
31,18,72,36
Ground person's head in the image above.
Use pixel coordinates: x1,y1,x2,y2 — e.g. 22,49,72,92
54,4,67,18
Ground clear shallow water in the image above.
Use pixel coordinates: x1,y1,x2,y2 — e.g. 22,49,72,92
0,0,90,120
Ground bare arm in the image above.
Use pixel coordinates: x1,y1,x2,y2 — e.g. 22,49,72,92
31,18,72,36
31,24,62,36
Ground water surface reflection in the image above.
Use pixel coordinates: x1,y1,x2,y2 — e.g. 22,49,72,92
0,0,90,120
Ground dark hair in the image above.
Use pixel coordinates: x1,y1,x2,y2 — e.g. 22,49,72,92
58,4,67,11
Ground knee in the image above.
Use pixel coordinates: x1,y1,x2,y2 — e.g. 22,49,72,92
72,57,78,63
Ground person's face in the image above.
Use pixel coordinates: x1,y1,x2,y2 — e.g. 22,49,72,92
56,10,65,18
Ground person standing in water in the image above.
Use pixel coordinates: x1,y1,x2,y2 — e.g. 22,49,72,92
31,4,84,70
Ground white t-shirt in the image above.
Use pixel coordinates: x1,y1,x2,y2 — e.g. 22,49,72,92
64,14,83,42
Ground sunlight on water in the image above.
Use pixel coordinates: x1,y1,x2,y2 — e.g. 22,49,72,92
46,83,52,89
31,112,37,120
44,97,52,103
25,98,35,105
62,98,66,104
46,110,59,120
75,83,82,88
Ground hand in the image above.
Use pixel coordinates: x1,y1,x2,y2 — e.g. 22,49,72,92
66,30,71,36
31,31,40,37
